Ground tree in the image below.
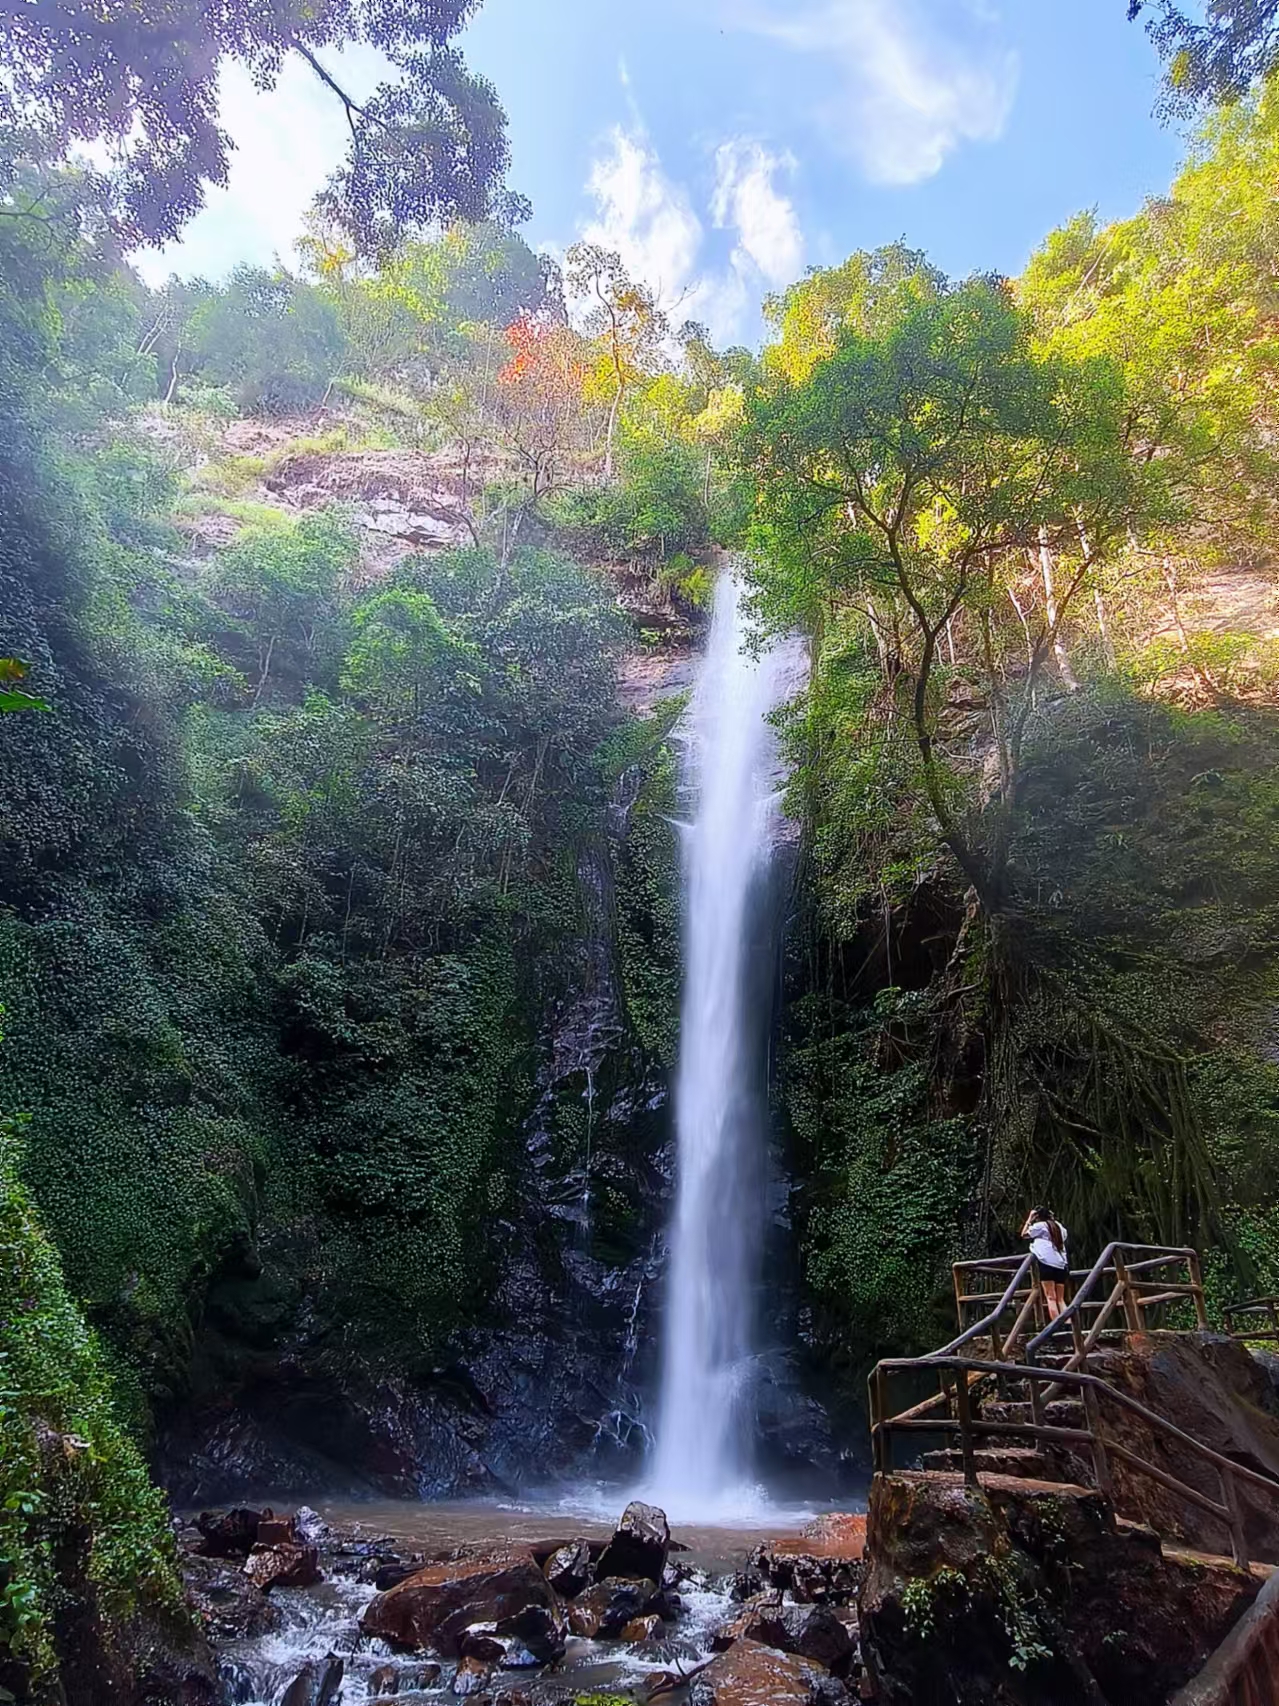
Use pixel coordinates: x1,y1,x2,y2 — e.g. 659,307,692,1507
565,244,669,479
744,275,1153,908
1130,0,1279,110
493,312,596,511
0,0,526,246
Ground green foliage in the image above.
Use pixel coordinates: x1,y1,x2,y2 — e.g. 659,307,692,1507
0,1115,187,1698
0,0,519,248
605,701,684,1067
786,985,977,1364
0,661,48,715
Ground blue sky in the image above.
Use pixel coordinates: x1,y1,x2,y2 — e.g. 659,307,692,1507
135,0,1188,346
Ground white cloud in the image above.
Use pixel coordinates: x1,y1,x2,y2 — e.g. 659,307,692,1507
711,140,804,290
580,126,706,308
131,48,385,285
740,0,1017,186
576,125,805,345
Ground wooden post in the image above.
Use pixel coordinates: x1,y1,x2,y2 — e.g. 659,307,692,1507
1221,1465,1250,1571
952,1265,966,1334
1187,1251,1209,1330
1114,1252,1142,1336
1080,1380,1113,1499
873,1365,889,1475
955,1372,978,1488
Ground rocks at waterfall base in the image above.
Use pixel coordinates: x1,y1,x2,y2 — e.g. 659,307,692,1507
359,1545,567,1659
596,1499,671,1581
187,1499,869,1706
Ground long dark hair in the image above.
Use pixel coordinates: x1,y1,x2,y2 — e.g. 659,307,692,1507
1031,1206,1065,1255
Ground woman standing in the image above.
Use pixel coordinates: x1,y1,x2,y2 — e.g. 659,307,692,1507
1021,1207,1070,1321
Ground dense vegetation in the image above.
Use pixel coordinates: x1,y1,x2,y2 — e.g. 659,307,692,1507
752,90,1279,1375
3,2,1279,1689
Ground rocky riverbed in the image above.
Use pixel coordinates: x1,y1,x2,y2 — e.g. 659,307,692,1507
180,1499,868,1706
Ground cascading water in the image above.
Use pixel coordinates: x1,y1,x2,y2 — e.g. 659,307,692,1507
649,569,803,1517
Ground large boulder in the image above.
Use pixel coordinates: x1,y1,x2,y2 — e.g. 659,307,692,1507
689,1641,839,1706
542,1538,593,1598
360,1546,561,1658
243,1541,321,1591
1090,1332,1279,1562
861,1471,1260,1706
195,1507,267,1558
596,1502,670,1582
567,1576,658,1639
709,1594,854,1676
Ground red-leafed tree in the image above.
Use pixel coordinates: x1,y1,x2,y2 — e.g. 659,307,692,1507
494,312,597,506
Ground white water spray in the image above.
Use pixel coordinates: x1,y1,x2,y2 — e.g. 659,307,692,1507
649,570,803,1517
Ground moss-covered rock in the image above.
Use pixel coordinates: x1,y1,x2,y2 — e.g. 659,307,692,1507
0,1116,213,1705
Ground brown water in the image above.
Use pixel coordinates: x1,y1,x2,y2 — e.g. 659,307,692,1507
306,1496,811,1572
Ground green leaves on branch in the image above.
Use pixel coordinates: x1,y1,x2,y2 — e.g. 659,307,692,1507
0,662,48,716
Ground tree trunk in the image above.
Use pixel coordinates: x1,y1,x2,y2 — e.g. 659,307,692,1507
1039,529,1080,691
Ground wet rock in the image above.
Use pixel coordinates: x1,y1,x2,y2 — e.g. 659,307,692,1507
750,1544,863,1607
645,1667,709,1701
296,1505,330,1543
689,1641,835,1706
195,1506,265,1558
542,1537,593,1598
622,1613,663,1642
280,1654,344,1706
596,1501,670,1582
861,1470,1260,1706
452,1654,493,1695
458,1631,506,1664
183,1552,283,1641
492,1690,533,1706
403,1665,442,1690
216,1658,259,1703
566,1576,656,1639
257,1514,299,1546
368,1663,400,1695
709,1589,784,1651
243,1540,322,1591
360,1546,559,1658
374,1559,421,1592
728,1566,764,1603
779,1606,856,1677
495,1599,568,1664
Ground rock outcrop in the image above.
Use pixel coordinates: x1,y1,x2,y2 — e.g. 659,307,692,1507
861,1470,1260,1705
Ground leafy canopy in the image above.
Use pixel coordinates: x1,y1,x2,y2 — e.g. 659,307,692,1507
0,0,525,246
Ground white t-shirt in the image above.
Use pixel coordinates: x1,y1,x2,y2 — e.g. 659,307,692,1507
1027,1221,1069,1270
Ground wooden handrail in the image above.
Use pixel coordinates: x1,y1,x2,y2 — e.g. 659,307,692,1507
1224,1297,1279,1342
1024,1240,1206,1362
937,1253,1036,1357
870,1352,1279,1570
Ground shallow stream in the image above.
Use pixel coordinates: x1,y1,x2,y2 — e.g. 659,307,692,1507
204,1496,818,1706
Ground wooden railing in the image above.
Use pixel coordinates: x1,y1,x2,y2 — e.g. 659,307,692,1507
868,1352,1279,1570
949,1242,1207,1374
1224,1297,1279,1343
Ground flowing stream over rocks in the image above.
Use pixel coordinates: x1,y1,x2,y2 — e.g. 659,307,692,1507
186,1497,865,1706
649,572,807,1516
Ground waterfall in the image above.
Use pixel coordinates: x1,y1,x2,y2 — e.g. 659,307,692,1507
649,569,802,1516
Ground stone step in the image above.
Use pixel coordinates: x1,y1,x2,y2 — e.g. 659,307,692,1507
979,1398,1086,1428
919,1446,1051,1478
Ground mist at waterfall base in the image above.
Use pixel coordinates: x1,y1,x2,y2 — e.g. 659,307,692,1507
643,571,808,1523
